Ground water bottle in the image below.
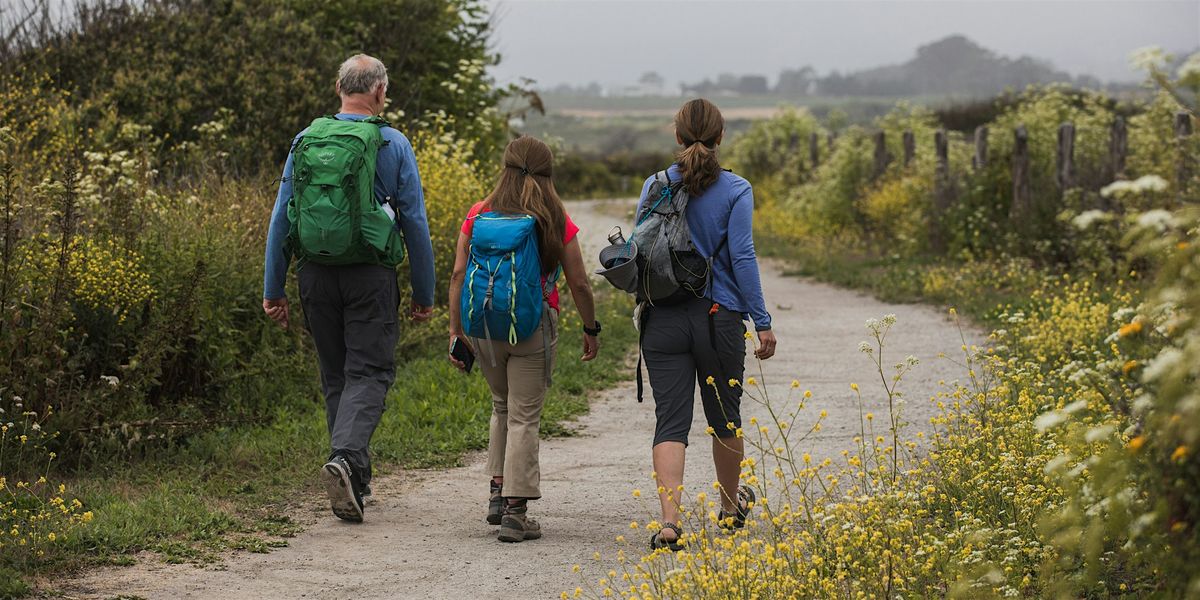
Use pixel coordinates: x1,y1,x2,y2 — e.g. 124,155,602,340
607,226,626,246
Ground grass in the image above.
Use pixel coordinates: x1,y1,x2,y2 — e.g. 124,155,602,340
34,291,637,590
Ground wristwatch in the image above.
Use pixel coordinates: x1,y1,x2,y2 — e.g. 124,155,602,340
583,320,602,336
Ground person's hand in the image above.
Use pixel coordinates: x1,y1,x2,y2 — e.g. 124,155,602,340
754,329,776,360
263,297,289,329
581,333,599,362
410,302,434,322
447,333,470,370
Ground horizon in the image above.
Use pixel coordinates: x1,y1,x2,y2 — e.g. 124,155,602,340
484,0,1199,90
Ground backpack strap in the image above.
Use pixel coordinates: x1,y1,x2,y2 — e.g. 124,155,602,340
635,303,647,403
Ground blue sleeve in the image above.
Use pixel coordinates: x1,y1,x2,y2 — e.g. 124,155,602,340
727,184,772,330
263,153,294,300
392,136,436,307
636,175,655,215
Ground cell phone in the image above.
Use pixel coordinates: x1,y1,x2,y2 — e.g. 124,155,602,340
450,337,475,374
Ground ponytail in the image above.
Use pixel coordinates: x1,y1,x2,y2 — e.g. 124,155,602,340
676,140,721,195
673,99,725,195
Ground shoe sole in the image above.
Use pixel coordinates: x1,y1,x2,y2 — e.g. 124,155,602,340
497,516,541,542
321,462,363,523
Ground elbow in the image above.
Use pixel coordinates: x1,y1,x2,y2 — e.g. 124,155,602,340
567,277,592,299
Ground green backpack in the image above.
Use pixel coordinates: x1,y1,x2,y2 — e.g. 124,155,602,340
286,116,406,268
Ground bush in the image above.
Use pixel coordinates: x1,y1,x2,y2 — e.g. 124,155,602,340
3,0,507,168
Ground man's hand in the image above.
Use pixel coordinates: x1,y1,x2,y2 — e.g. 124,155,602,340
754,329,777,360
581,334,599,362
263,297,290,329
410,302,434,322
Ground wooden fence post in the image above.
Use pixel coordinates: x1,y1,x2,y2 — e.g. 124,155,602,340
902,130,915,167
809,132,820,169
872,131,891,180
931,129,951,252
1012,125,1031,222
1176,112,1193,205
973,126,988,170
1057,122,1075,192
1108,116,1127,181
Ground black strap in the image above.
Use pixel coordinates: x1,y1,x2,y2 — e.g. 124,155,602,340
636,307,648,403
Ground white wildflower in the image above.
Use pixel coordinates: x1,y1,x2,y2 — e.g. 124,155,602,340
1136,209,1173,232
1084,424,1115,443
1177,52,1200,81
1034,410,1068,432
1072,209,1110,229
1130,46,1168,72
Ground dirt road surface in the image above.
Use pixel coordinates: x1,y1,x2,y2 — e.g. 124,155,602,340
57,199,982,600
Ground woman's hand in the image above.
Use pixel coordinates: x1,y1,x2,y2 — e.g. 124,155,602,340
448,333,471,371
754,329,777,360
582,333,599,362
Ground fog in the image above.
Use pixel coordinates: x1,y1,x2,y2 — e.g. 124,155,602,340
484,0,1199,88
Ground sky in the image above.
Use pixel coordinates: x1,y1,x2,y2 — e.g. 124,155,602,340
483,0,1200,89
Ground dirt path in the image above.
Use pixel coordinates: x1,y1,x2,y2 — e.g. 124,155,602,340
57,199,982,600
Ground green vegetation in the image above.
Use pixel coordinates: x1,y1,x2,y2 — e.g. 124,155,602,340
675,58,1197,596
50,291,635,575
0,0,636,594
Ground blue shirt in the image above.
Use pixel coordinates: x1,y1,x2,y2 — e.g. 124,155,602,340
637,165,772,331
263,113,436,306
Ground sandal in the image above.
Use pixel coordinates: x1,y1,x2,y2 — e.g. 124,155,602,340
718,485,755,532
649,522,685,552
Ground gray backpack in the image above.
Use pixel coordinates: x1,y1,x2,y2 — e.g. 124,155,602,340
630,170,719,305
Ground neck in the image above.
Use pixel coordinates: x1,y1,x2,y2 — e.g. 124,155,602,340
338,98,375,116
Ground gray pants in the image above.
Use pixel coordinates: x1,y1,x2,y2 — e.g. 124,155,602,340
642,297,747,447
298,262,399,486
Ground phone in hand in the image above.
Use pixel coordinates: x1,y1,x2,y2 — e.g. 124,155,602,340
450,337,475,374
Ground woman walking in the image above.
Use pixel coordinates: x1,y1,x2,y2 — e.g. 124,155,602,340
638,99,776,550
448,136,601,543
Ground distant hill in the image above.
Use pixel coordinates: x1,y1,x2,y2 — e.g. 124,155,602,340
668,34,1108,99
818,35,1097,97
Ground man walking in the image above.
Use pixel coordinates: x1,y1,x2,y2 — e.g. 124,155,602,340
262,54,435,522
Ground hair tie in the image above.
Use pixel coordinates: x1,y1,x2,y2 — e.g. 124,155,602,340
521,167,529,176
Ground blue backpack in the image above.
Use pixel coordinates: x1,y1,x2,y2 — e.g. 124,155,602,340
462,213,553,347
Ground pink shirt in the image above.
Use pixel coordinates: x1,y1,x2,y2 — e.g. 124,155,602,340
461,201,579,311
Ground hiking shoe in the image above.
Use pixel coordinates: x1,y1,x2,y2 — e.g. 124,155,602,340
497,504,542,543
320,456,364,523
487,480,504,525
361,483,373,505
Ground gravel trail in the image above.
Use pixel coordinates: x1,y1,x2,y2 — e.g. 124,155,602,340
57,199,982,600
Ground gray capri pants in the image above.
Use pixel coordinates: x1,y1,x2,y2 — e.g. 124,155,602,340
641,296,747,446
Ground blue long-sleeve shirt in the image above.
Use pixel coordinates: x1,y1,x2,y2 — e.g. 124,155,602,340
263,113,436,306
637,164,772,331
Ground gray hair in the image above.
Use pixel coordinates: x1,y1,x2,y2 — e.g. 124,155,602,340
337,54,388,96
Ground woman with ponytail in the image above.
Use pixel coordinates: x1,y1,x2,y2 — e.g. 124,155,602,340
448,135,600,543
638,99,777,551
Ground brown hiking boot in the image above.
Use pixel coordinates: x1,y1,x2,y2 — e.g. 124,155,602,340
487,480,504,525
497,504,542,543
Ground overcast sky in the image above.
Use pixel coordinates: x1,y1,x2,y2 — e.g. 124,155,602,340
484,0,1200,88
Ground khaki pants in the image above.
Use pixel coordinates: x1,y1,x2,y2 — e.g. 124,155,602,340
475,308,558,499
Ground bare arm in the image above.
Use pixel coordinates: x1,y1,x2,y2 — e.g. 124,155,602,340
560,238,599,361
447,232,471,369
